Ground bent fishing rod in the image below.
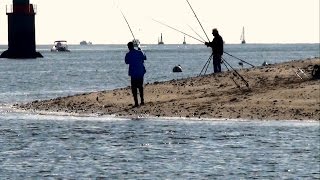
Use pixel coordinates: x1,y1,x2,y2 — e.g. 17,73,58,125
120,10,137,43
185,0,255,68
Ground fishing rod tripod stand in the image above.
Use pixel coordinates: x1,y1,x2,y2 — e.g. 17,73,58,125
199,53,213,76
199,53,250,88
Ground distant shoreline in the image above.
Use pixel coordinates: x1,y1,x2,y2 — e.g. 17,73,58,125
16,58,320,121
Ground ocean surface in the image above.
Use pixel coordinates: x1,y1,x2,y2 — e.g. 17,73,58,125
0,44,319,178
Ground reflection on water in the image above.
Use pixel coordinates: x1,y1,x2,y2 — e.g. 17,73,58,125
0,115,319,179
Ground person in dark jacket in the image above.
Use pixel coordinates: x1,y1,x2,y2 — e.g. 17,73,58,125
205,28,224,73
125,42,147,107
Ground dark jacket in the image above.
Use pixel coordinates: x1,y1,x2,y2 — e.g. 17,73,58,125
125,49,147,78
207,34,224,56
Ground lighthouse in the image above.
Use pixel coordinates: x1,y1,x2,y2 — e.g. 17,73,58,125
0,0,43,59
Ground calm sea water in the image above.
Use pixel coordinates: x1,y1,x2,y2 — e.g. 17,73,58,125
0,44,319,178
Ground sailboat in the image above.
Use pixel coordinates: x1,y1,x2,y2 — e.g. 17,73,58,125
158,33,164,45
183,36,186,45
240,26,246,44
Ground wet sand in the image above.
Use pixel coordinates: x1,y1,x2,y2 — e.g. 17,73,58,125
16,58,320,120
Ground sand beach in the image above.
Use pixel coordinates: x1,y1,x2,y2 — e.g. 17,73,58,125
16,58,320,120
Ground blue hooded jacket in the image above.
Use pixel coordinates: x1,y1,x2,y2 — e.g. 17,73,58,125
125,49,147,78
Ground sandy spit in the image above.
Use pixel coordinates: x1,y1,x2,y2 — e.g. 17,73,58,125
16,58,320,121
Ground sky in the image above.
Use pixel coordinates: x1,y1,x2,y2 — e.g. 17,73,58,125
0,0,319,44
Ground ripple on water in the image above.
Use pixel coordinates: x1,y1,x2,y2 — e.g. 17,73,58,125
0,117,319,178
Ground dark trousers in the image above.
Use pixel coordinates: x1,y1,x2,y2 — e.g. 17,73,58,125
131,77,144,106
212,55,222,73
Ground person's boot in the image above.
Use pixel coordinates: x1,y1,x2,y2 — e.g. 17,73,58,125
132,88,139,107
139,87,144,105
133,96,139,107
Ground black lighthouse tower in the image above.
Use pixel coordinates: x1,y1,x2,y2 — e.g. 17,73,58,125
0,0,42,59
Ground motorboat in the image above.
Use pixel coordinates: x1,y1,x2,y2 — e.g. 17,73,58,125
51,40,70,52
80,40,87,45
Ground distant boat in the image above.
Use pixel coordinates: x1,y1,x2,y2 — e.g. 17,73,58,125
80,41,87,45
240,26,246,44
158,33,164,45
183,36,186,45
80,41,92,45
51,40,70,52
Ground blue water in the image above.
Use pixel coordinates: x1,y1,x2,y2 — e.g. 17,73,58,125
0,44,319,178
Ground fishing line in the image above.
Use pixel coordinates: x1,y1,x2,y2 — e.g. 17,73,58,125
152,19,205,43
224,52,255,67
186,0,210,42
188,25,206,43
120,10,136,41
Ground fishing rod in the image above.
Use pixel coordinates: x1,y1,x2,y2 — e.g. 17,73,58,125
120,10,137,42
152,19,205,43
222,61,241,88
199,53,245,89
222,57,249,88
188,25,206,43
186,0,210,42
199,53,213,76
223,52,255,67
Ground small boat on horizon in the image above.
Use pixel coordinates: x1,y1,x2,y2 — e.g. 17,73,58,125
80,40,92,45
51,40,70,52
183,36,186,45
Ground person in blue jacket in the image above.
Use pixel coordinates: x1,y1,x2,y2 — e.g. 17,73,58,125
125,42,147,107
